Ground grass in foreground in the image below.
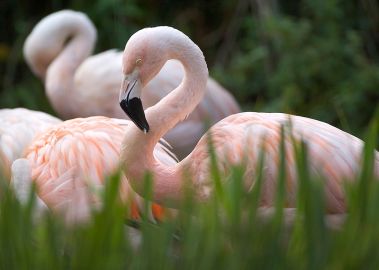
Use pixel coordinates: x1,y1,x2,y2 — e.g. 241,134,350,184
0,121,378,270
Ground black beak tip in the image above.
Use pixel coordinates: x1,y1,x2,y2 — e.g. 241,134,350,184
120,98,150,133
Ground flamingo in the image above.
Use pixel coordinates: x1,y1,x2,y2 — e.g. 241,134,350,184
118,26,379,215
0,108,61,180
18,116,177,224
23,10,240,159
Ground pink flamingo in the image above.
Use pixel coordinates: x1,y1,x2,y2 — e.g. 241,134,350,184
23,10,240,159
0,108,61,180
18,116,176,223
118,26,379,215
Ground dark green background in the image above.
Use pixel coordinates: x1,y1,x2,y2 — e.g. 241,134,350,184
1,0,378,139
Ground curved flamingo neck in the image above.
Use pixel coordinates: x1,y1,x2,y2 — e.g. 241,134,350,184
146,46,208,140
121,29,208,205
44,15,96,119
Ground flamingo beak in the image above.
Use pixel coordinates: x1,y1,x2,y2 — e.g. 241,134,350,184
119,72,150,133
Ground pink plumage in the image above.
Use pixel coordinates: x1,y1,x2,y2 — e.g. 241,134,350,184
0,108,61,179
23,116,177,223
187,112,375,213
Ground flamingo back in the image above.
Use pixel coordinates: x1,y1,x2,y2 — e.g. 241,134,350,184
187,112,378,213
74,50,125,118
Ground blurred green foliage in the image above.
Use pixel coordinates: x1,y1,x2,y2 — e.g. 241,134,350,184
216,0,379,138
1,0,378,139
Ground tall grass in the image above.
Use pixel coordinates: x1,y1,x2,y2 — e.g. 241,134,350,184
0,122,378,270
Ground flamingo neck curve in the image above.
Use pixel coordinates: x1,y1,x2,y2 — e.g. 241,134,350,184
43,12,96,119
121,29,208,206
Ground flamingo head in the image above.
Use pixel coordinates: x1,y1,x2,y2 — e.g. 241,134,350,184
119,27,174,133
119,68,149,133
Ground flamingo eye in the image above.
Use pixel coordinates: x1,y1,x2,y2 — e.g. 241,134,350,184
136,58,142,66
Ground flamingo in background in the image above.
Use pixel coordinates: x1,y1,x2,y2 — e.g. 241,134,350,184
118,26,379,215
0,108,61,180
18,116,177,224
23,10,240,159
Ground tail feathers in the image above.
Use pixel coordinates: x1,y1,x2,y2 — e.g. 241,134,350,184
11,158,48,213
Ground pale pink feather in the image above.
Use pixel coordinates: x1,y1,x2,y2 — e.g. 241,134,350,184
0,108,61,179
185,112,378,213
24,116,177,223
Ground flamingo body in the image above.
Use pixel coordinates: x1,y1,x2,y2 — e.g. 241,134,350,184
0,108,61,179
24,10,240,158
23,116,176,223
185,112,378,212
